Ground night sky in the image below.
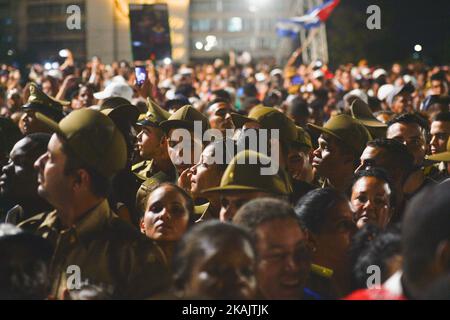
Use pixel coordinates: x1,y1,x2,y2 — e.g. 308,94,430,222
326,0,450,67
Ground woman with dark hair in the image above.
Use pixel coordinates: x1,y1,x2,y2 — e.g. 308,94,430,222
172,220,258,299
140,182,195,266
349,168,395,229
295,188,357,298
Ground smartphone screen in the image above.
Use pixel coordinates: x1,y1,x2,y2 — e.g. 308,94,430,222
135,66,147,86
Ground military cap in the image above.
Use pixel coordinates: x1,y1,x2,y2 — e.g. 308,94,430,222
0,117,22,155
160,105,210,133
35,109,127,178
100,97,132,110
350,99,387,139
202,150,292,195
426,138,450,162
101,104,140,125
137,98,171,127
291,126,312,150
22,83,67,121
231,105,298,143
308,114,372,156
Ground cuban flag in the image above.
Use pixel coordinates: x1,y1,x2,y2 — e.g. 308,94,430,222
276,0,340,37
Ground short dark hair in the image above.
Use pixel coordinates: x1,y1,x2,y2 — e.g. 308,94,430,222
145,182,195,223
350,167,396,207
430,71,446,82
387,113,429,133
402,181,450,286
24,133,51,155
295,188,348,234
211,89,231,102
288,97,309,118
366,138,415,174
233,198,301,238
432,111,450,123
351,224,402,290
172,221,255,291
58,133,112,198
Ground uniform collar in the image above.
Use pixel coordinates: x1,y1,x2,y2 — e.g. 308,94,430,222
39,199,112,244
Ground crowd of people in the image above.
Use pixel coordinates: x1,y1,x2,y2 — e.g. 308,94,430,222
0,48,449,300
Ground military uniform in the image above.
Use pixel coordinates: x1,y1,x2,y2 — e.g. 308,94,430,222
18,200,170,299
133,99,177,217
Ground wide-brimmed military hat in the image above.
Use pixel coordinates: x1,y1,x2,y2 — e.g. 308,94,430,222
350,98,387,139
101,104,140,125
291,126,312,150
160,105,210,133
22,83,67,121
231,105,298,143
308,114,372,156
136,98,171,128
35,109,127,178
202,150,292,196
426,138,450,162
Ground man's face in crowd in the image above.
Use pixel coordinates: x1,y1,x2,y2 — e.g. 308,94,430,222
387,122,426,166
287,146,311,181
312,134,352,181
136,125,166,160
184,237,257,299
391,93,413,114
0,138,44,202
22,111,52,135
430,120,450,155
351,176,392,229
255,218,312,300
167,128,202,174
312,200,357,271
430,79,446,96
77,86,95,109
207,102,233,132
34,134,74,208
220,191,272,222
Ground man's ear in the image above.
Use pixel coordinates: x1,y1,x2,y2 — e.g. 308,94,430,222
435,240,450,274
73,168,90,191
402,168,425,195
139,217,146,234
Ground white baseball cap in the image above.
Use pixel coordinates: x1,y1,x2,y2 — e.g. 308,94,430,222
373,68,387,80
94,82,133,101
377,84,394,101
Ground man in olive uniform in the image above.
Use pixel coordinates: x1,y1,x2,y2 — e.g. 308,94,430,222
160,105,210,177
133,99,176,217
308,114,372,193
18,109,170,299
350,98,387,139
202,149,292,222
21,83,67,135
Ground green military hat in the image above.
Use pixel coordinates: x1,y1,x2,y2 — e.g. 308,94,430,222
426,138,450,162
101,104,140,125
350,98,387,139
308,114,372,156
202,150,292,196
22,83,67,121
291,126,312,150
137,98,171,128
35,109,127,178
231,105,298,143
100,97,132,110
160,105,210,133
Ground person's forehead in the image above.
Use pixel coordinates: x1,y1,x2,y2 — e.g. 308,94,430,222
48,133,64,154
353,176,389,193
431,121,450,133
361,146,381,160
328,200,353,221
210,102,229,113
149,185,184,203
256,218,306,246
199,237,254,264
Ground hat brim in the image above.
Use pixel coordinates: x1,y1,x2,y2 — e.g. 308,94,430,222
93,91,110,100
136,119,159,127
35,112,62,135
307,123,345,144
201,184,267,195
426,152,450,162
356,118,388,128
160,119,195,133
102,104,140,124
230,113,257,129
